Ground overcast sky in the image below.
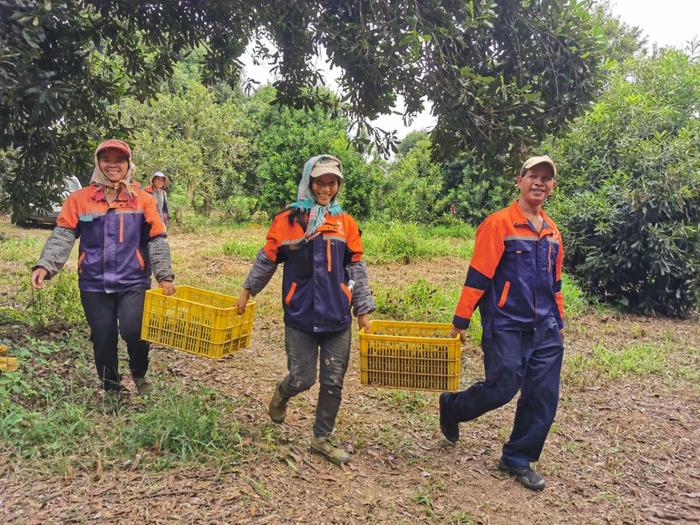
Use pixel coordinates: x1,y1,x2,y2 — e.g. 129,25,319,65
241,0,699,139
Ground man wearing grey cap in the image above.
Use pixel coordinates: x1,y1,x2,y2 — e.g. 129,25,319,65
440,155,565,491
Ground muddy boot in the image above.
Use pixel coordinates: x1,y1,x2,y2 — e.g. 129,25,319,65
310,436,351,465
133,375,154,396
268,383,288,423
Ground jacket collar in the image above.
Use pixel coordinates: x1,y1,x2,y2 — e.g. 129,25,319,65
508,200,553,236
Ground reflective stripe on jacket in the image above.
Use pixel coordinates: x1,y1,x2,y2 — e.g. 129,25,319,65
264,209,364,333
453,201,565,330
56,185,167,292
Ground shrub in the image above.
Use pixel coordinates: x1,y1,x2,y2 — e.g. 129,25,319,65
18,272,84,328
548,50,700,316
222,195,257,223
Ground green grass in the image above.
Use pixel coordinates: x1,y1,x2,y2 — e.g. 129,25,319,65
374,278,460,323
116,386,250,469
1,271,84,328
563,341,698,387
213,219,476,263
361,221,474,263
590,343,667,378
0,330,258,472
561,273,590,318
221,238,261,259
0,237,44,263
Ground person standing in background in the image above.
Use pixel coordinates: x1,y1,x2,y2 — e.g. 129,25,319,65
145,171,170,227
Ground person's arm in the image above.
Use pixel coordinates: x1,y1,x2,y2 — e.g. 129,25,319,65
31,194,80,288
32,227,77,288
237,217,283,313
236,249,279,313
553,229,565,333
347,261,374,330
451,219,504,339
143,192,175,295
344,217,375,330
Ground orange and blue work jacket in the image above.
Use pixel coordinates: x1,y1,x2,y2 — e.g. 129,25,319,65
48,185,169,292
256,209,368,333
453,201,565,331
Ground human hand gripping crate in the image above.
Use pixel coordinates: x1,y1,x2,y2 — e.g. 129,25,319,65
358,321,462,392
141,285,256,359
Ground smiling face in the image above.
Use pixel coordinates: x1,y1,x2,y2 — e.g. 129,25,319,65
516,163,556,208
311,173,340,206
98,148,130,183
152,177,166,190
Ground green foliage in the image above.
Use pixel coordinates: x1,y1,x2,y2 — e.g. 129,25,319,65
442,155,517,226
14,272,84,328
589,343,667,379
221,239,260,260
377,135,448,223
0,333,95,460
589,1,646,64
221,196,258,223
119,71,252,214
396,131,429,157
0,331,251,469
2,1,609,220
0,236,44,263
561,274,591,319
374,278,460,323
250,87,383,219
548,50,700,316
117,388,246,466
362,222,473,264
562,341,698,388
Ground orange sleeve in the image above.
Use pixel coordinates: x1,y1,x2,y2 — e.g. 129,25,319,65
142,191,166,238
263,214,284,262
56,192,80,230
468,219,505,280
344,215,364,263
554,229,565,324
453,218,505,328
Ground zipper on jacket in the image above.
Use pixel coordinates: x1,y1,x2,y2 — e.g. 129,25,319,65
119,214,124,243
548,242,552,274
285,282,297,305
327,240,332,272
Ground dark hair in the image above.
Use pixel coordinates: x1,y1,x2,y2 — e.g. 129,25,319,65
274,206,308,231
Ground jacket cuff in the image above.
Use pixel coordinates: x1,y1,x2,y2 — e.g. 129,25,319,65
452,315,470,330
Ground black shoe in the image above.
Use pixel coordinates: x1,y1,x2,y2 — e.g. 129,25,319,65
498,460,546,491
439,392,459,444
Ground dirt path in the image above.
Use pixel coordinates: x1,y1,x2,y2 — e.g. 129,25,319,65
1,224,699,524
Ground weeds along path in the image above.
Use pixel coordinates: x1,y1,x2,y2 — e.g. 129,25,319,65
1,220,699,524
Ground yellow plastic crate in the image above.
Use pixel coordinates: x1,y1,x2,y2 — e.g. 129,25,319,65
359,320,461,392
141,285,256,359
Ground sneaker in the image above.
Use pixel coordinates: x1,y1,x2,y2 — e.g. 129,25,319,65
268,383,288,424
133,376,154,396
310,436,351,465
498,460,546,491
439,392,459,444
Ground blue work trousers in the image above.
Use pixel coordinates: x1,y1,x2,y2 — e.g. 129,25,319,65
444,317,563,467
